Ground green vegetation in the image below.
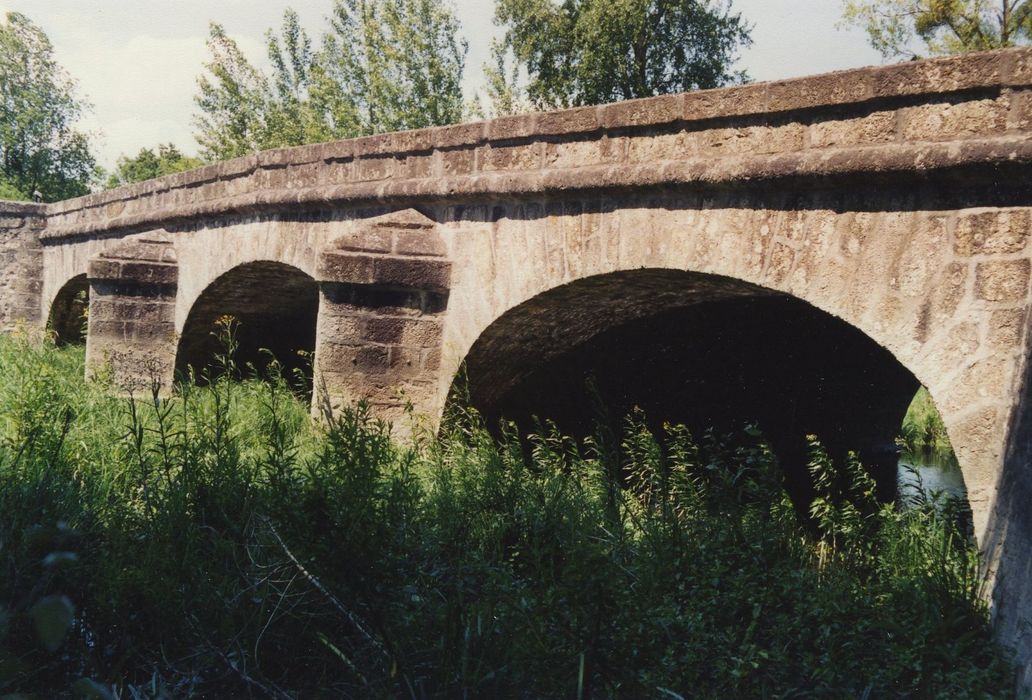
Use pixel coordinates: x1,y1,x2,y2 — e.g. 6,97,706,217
0,12,97,202
194,1,468,160
0,332,1013,698
490,0,752,112
104,143,204,189
899,386,958,463
841,0,1032,59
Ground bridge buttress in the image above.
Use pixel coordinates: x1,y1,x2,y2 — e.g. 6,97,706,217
85,232,178,392
314,209,451,434
0,202,45,333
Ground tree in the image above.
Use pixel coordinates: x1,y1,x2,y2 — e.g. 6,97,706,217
491,0,752,111
194,22,274,161
105,143,204,189
841,0,1032,59
194,1,467,161
0,12,97,201
483,39,529,117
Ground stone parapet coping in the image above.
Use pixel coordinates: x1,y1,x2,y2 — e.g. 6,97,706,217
0,201,47,216
38,46,1032,238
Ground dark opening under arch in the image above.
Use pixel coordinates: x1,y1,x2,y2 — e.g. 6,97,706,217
47,274,89,346
175,261,318,390
453,269,921,505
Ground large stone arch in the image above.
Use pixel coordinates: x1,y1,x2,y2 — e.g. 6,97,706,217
453,267,920,504
437,193,1027,542
46,273,89,345
175,260,319,387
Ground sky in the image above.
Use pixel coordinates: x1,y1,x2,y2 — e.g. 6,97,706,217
11,1,885,170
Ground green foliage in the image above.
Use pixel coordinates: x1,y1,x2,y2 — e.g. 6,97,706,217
194,1,467,161
841,0,1032,59
492,0,752,110
899,386,958,461
0,12,97,201
104,143,204,189
0,335,1014,697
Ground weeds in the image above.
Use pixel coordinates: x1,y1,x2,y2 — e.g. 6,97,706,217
0,334,1015,698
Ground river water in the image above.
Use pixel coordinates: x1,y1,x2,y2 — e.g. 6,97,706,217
897,450,966,504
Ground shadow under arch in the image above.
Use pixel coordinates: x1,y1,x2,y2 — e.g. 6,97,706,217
450,268,927,506
47,273,89,346
175,261,318,390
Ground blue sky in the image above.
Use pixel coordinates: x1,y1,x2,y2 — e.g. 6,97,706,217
14,1,884,168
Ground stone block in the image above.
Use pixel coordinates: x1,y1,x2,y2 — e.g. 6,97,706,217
353,155,394,181
487,113,537,141
626,131,691,162
976,259,1031,302
441,148,474,176
810,111,897,148
767,70,870,112
118,261,178,286
536,106,599,136
599,93,682,129
479,143,541,171
374,257,452,291
396,154,434,179
871,51,1005,96
987,308,1029,349
363,316,442,347
954,210,1031,256
318,252,376,285
695,123,806,155
902,97,1009,141
683,83,767,121
545,138,623,169
391,229,448,257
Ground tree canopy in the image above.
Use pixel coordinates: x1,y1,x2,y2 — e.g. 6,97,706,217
105,143,204,189
841,0,1032,58
0,12,96,201
194,1,467,161
490,0,752,111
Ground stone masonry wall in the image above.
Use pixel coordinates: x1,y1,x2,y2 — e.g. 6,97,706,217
0,201,45,332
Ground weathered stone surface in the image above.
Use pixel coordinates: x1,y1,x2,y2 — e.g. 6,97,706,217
955,210,1031,256
0,202,45,332
976,259,1031,302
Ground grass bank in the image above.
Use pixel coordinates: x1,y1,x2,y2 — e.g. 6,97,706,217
0,334,1014,698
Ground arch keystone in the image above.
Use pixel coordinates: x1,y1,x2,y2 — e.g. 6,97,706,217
314,210,451,431
85,231,178,391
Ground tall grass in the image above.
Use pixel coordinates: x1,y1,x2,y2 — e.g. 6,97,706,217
0,332,1014,698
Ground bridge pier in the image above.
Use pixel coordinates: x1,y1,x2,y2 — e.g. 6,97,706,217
314,210,452,432
85,232,178,392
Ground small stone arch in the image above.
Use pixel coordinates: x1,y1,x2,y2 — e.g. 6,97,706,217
175,261,319,388
46,273,89,345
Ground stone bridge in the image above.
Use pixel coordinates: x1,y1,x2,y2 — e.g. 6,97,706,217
3,47,1032,682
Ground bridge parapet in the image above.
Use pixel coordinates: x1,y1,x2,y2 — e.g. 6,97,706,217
38,47,1032,241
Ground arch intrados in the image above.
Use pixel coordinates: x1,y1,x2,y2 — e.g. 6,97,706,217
175,260,319,382
46,273,90,346
457,266,961,503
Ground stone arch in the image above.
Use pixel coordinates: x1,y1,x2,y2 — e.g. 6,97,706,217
46,273,89,345
437,197,1004,527
175,261,319,387
451,267,925,505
